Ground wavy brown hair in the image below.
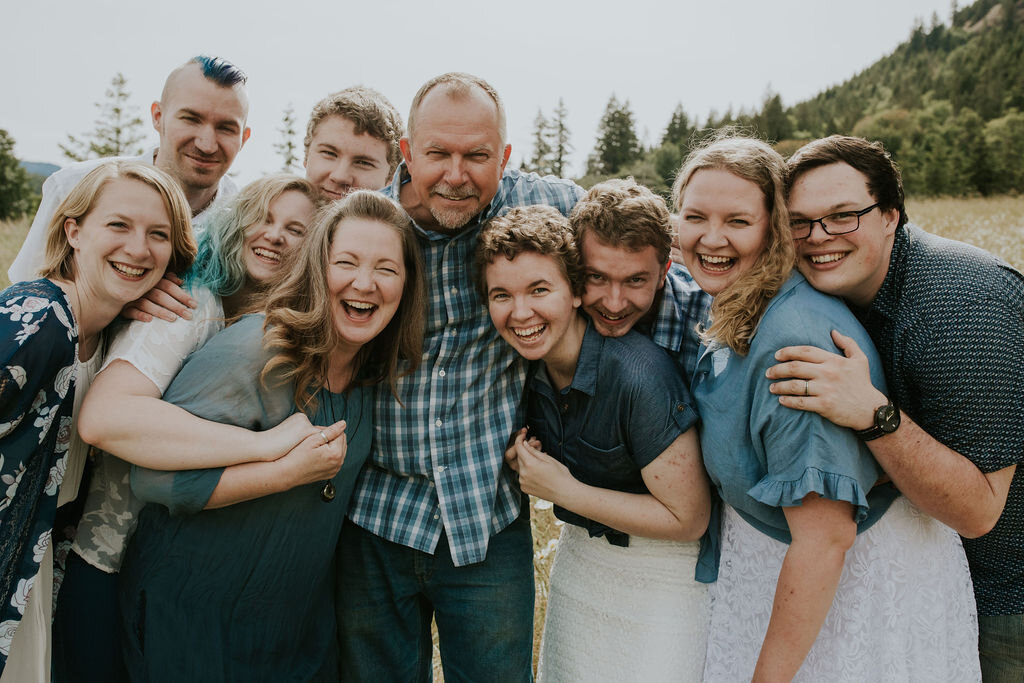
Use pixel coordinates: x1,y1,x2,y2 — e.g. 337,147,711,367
260,190,425,410
671,133,795,355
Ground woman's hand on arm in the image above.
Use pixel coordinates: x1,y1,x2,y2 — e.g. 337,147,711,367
120,273,197,323
205,419,348,509
753,493,856,683
514,428,710,542
78,360,314,469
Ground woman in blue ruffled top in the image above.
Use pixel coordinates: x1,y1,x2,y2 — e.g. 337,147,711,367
674,134,981,682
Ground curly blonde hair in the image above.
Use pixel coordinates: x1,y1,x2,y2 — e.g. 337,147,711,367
475,205,583,298
671,134,795,355
260,190,425,410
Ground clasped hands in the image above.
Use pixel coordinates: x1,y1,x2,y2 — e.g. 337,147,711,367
505,428,574,504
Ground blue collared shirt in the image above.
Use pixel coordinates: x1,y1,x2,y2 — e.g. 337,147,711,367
348,164,584,566
525,320,699,546
645,263,711,383
692,273,897,556
859,224,1024,616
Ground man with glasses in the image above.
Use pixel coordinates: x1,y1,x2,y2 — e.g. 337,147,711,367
766,135,1024,681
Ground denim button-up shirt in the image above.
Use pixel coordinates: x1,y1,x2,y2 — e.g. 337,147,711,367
525,320,698,546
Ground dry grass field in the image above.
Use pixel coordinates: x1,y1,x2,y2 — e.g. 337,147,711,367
1,194,1022,680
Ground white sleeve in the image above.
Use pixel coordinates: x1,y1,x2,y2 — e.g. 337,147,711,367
100,287,227,394
8,172,67,282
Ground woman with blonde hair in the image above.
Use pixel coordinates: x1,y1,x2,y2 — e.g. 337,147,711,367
118,190,425,681
58,174,319,681
675,134,980,681
0,160,194,681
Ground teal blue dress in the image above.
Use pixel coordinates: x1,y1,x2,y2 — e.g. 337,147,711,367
118,314,372,682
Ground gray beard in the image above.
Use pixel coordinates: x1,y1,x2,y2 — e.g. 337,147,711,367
429,205,476,232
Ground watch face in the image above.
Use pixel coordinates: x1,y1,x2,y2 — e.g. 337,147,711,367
877,402,900,433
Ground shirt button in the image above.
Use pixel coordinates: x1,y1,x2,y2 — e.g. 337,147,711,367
561,403,569,413
434,419,442,427
433,513,439,520
436,465,446,473
450,329,457,336
676,402,685,412
438,370,446,377
451,287,458,295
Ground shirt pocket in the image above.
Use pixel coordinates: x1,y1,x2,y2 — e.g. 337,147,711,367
575,437,636,487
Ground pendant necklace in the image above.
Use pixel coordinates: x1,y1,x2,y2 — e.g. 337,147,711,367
320,377,341,503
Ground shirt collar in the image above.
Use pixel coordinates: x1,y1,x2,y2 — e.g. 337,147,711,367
385,161,501,242
867,224,912,322
567,318,602,397
648,266,688,351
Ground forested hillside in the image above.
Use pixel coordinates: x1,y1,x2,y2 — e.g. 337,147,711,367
556,0,1024,196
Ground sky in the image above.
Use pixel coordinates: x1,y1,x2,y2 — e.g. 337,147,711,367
2,0,956,184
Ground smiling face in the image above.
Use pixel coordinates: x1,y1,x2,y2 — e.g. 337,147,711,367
304,115,392,201
242,189,316,283
152,63,250,195
66,177,174,304
788,162,899,308
580,232,667,337
326,216,407,353
485,250,582,362
401,86,511,233
677,168,770,296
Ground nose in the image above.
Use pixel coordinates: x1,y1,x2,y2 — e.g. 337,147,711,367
194,125,217,154
804,220,832,244
122,228,150,260
700,221,730,248
352,266,375,292
264,223,285,245
510,295,533,322
605,283,625,313
444,156,469,186
329,160,355,187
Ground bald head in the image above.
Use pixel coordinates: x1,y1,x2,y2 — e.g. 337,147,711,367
161,55,249,118
406,72,506,145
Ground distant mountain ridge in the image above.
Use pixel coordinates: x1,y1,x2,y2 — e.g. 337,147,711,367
19,161,59,179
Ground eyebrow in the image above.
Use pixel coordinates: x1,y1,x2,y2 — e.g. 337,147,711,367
790,202,862,217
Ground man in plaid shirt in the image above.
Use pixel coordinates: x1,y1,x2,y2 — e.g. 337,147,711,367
336,73,583,681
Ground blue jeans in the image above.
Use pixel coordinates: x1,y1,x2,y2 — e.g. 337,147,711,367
336,507,534,682
979,613,1024,682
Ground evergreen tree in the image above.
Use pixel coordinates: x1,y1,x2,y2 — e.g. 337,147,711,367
60,73,146,162
550,98,572,178
662,104,694,148
525,109,553,175
0,130,35,220
275,104,301,172
587,95,642,176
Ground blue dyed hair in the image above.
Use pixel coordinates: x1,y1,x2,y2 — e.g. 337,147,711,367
191,55,247,87
184,174,317,297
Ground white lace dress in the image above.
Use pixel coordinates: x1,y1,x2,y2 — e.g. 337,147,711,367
537,523,708,682
703,496,981,682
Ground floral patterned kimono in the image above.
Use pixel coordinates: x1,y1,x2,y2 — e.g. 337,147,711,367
0,279,77,670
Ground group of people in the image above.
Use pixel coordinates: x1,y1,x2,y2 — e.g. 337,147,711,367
0,53,1020,683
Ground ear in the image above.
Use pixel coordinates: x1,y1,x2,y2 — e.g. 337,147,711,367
499,143,511,174
241,127,252,148
64,218,81,249
659,260,671,288
151,101,162,132
399,138,413,166
880,207,900,236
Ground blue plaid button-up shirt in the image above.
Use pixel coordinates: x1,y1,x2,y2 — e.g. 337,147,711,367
647,263,711,383
348,165,584,566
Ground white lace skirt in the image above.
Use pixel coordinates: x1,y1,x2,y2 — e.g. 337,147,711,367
536,524,708,682
704,496,981,682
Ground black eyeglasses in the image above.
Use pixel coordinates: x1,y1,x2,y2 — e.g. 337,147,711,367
789,203,879,240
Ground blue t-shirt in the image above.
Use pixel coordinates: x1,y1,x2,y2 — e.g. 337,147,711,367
692,272,898,554
525,319,698,546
